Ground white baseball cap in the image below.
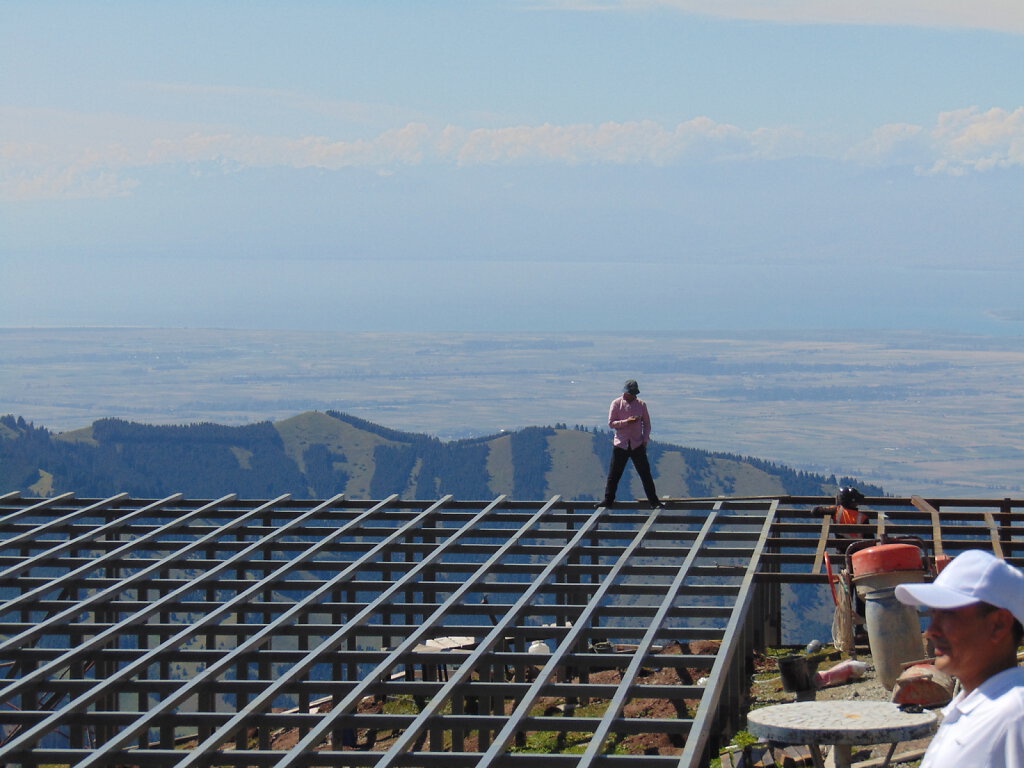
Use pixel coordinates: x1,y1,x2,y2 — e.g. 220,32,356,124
895,549,1024,626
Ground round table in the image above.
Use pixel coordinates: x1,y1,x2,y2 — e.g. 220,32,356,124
746,700,937,768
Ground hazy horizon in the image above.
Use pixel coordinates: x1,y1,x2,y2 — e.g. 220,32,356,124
4,327,1022,501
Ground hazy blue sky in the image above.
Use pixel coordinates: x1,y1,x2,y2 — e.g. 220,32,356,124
3,1,1022,333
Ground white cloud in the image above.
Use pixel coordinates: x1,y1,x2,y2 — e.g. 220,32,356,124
846,108,1024,174
3,106,1023,201
533,0,1024,34
928,107,1024,174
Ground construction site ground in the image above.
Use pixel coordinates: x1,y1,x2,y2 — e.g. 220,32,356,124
237,641,938,767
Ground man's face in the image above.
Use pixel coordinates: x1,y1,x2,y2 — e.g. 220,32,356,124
623,392,636,402
925,603,1003,690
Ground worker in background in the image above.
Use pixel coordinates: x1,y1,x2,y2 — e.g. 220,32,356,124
894,549,1024,768
831,486,868,526
811,487,868,528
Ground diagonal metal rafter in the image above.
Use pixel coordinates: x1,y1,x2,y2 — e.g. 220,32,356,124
0,492,128,561
477,505,712,765
677,500,777,767
266,496,586,768
164,494,507,768
0,493,372,757
0,493,223,618
577,504,725,765
61,492,451,767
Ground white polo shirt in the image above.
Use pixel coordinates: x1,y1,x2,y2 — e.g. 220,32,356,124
921,666,1024,768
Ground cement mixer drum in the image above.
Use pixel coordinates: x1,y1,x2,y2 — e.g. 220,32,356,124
851,542,928,690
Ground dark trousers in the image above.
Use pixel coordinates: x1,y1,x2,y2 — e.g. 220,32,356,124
603,444,659,506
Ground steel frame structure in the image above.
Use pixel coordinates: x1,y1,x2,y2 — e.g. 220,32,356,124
0,491,1021,768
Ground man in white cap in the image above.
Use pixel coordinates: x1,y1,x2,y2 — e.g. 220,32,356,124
894,549,1024,768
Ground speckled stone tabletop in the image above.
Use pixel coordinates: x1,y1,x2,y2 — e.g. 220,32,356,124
747,700,937,746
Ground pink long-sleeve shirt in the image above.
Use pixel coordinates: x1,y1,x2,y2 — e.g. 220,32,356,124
608,396,651,449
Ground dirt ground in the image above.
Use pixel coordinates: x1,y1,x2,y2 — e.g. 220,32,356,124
242,641,942,766
264,641,709,757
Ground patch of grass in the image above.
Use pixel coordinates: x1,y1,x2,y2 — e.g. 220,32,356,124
712,732,767,768
510,730,633,756
510,730,594,755
511,698,636,756
382,695,421,716
732,730,758,748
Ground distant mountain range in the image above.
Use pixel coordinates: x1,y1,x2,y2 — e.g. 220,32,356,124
0,411,881,501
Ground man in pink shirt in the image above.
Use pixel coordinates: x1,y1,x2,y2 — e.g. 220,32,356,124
600,379,662,509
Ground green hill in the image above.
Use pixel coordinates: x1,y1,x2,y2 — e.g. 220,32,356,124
0,411,881,500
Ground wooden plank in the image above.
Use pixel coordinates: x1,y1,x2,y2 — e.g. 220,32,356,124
782,745,815,766
983,510,1004,558
911,496,944,559
812,514,832,575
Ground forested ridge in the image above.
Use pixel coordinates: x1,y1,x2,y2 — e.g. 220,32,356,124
0,412,882,500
